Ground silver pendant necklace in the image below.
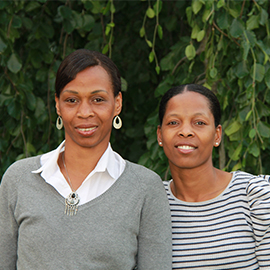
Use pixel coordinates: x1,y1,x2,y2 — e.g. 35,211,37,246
62,153,80,216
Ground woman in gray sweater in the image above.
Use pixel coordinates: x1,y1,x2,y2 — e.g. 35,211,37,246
0,49,172,270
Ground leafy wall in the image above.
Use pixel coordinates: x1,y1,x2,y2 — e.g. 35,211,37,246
0,0,270,180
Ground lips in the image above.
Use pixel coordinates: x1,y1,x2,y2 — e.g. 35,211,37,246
177,145,195,150
77,127,96,132
176,144,197,154
76,125,97,136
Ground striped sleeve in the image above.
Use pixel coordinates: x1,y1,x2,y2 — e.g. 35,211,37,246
247,176,270,269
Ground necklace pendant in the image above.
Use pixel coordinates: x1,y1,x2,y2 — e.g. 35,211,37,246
65,192,80,216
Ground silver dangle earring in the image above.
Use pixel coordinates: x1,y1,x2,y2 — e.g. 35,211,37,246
56,116,63,130
113,115,122,129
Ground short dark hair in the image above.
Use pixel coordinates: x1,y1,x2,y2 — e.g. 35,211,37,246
55,49,121,97
158,84,221,127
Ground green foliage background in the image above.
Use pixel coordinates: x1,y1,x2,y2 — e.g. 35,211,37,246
1,0,270,181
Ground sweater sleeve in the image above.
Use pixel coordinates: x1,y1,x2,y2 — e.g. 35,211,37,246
247,176,270,269
0,164,19,270
136,173,172,270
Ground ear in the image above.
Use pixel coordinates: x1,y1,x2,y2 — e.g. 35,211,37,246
114,92,122,116
214,124,222,147
157,125,163,147
55,94,61,116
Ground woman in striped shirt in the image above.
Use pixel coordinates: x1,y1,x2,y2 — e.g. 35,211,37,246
157,84,270,269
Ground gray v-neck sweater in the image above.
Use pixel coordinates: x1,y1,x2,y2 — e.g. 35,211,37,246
0,156,172,270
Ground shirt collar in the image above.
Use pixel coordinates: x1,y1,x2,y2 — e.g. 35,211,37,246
32,141,118,180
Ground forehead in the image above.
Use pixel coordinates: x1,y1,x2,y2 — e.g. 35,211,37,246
62,66,113,92
165,91,212,116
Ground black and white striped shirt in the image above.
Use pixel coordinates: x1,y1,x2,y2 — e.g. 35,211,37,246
163,171,270,269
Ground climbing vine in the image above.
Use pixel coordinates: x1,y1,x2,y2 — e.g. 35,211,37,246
0,0,270,180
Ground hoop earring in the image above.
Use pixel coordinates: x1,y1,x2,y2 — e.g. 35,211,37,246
56,116,63,130
113,115,122,129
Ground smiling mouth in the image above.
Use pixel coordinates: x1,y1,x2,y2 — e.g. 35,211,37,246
77,127,97,132
177,145,196,150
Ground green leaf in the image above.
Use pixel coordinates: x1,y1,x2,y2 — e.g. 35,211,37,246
0,36,7,53
217,0,225,8
246,15,259,30
217,11,229,30
230,143,242,161
7,53,22,74
225,120,242,136
264,68,270,88
257,121,270,138
149,51,154,63
197,30,205,42
146,40,153,48
146,7,155,18
235,61,249,78
155,66,160,74
25,1,40,12
228,8,239,18
22,17,33,30
110,3,115,13
157,25,163,39
185,44,196,60
34,98,46,119
105,25,111,36
242,40,250,61
25,91,36,111
140,27,145,38
251,63,265,82
259,8,268,25
154,0,162,14
121,77,128,92
7,100,21,119
102,44,109,54
229,19,244,38
12,15,22,29
192,0,203,15
202,8,211,22
89,0,102,14
191,24,200,39
210,67,217,78
58,5,72,19
232,161,242,171
248,141,260,157
244,30,256,47
245,110,252,121
249,128,256,139
63,19,74,34
82,14,95,31
186,6,192,25
246,84,253,99
27,142,36,154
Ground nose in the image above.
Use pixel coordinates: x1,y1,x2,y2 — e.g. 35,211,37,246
77,101,94,118
178,123,194,138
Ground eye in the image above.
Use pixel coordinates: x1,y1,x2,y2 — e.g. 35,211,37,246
195,121,206,126
168,121,178,125
94,97,104,103
66,98,77,103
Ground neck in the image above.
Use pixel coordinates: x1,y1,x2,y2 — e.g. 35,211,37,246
170,165,231,202
58,140,109,191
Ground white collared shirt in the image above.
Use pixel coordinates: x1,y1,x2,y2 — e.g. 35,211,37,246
32,141,126,205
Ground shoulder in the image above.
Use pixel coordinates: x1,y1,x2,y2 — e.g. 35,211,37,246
124,160,164,190
232,172,270,207
125,160,161,180
1,156,41,184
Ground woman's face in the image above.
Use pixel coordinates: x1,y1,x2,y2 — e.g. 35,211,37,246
55,65,122,150
157,91,221,172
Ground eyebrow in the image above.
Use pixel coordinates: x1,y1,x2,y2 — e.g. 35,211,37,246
167,112,208,117
62,89,108,94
